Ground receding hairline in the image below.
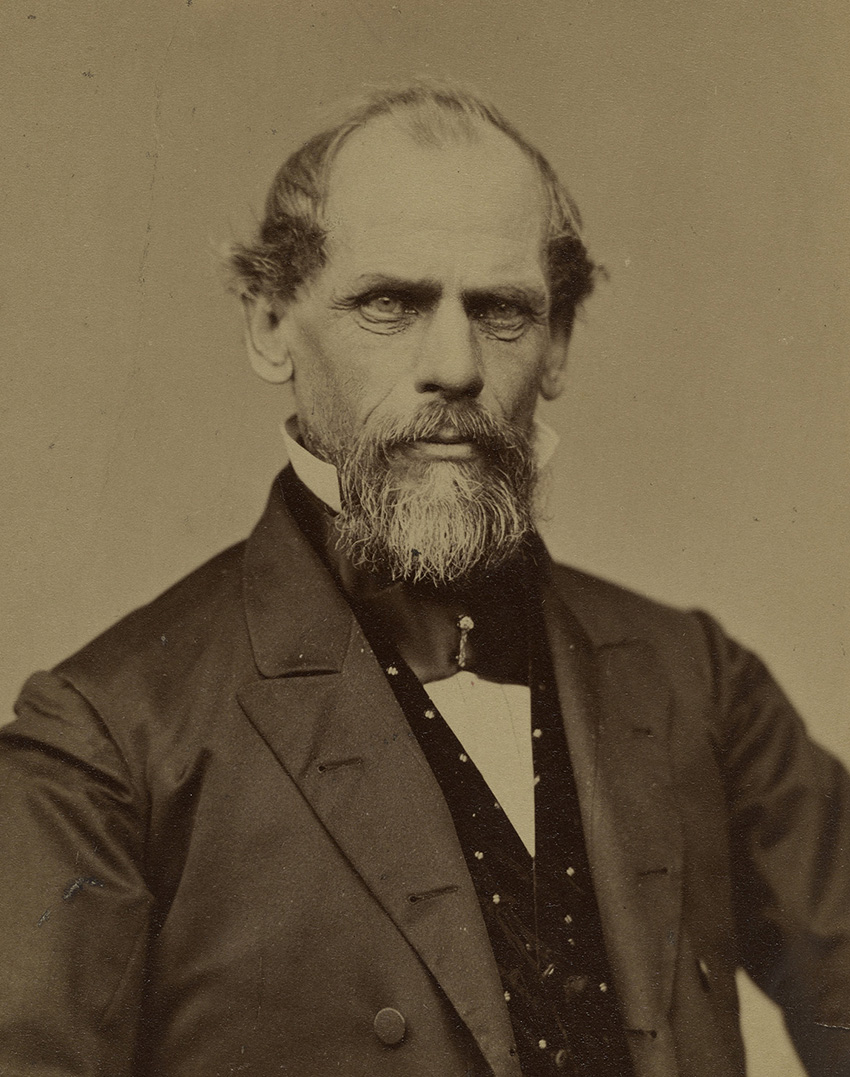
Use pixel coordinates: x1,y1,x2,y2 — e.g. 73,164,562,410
286,82,578,228
321,111,550,224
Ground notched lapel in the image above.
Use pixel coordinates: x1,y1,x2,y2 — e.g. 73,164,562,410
237,613,520,1075
543,588,684,1033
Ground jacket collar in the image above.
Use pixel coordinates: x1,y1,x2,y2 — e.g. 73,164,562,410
242,471,353,677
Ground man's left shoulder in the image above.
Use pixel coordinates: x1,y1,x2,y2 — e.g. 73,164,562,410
547,560,709,650
544,560,730,708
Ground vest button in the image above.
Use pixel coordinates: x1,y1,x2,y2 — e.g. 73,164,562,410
374,1007,406,1045
554,1049,570,1068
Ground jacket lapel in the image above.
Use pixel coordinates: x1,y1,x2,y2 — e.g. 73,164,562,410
237,476,520,1076
541,567,684,1036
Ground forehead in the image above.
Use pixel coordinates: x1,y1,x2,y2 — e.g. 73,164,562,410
320,117,550,281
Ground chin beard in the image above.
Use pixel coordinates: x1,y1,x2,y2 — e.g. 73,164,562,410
324,402,538,586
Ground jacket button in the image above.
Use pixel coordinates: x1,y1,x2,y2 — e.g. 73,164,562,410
374,1007,406,1046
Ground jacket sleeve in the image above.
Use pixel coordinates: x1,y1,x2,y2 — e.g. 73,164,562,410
0,670,152,1076
696,612,850,1075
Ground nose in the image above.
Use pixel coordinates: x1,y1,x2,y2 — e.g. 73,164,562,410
414,301,484,399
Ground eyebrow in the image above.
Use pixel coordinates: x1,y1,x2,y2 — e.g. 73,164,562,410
343,274,442,303
465,284,549,313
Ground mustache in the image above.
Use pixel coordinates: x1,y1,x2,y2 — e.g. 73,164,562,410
366,401,528,456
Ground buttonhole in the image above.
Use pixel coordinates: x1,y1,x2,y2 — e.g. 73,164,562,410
632,725,654,737
407,885,459,904
316,756,363,774
637,866,669,877
626,1028,658,1039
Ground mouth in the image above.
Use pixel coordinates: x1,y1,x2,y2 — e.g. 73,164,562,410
402,426,479,461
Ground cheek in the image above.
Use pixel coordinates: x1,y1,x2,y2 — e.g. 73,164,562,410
336,340,415,422
294,350,402,455
485,344,546,421
290,323,356,411
304,320,401,413
300,371,360,444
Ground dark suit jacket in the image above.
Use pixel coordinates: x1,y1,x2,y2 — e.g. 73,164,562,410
2,473,849,1076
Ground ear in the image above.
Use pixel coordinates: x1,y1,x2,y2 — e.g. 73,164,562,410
539,326,571,401
241,294,293,384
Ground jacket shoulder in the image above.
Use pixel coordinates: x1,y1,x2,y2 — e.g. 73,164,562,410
51,540,251,711
546,561,728,713
549,561,706,648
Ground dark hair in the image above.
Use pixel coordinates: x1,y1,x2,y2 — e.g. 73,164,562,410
229,81,598,334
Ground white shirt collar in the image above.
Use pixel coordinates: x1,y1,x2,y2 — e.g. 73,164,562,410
281,416,343,513
281,413,560,516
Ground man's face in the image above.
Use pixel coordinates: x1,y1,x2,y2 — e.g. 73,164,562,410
255,118,569,583
275,118,566,462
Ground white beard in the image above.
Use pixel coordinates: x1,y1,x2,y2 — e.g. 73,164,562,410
325,402,538,585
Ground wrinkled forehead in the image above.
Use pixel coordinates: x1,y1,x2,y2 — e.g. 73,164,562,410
321,116,550,253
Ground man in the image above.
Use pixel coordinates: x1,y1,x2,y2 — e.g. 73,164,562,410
1,82,848,1077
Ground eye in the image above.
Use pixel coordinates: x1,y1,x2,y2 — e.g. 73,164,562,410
359,293,417,323
473,299,531,340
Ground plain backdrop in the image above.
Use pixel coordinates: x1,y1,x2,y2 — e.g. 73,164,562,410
2,2,847,1074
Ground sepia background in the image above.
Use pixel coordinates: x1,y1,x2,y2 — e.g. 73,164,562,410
2,2,847,1073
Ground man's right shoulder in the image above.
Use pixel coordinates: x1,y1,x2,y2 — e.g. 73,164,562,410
13,471,330,750
8,538,271,778
16,539,262,739
63,540,247,672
